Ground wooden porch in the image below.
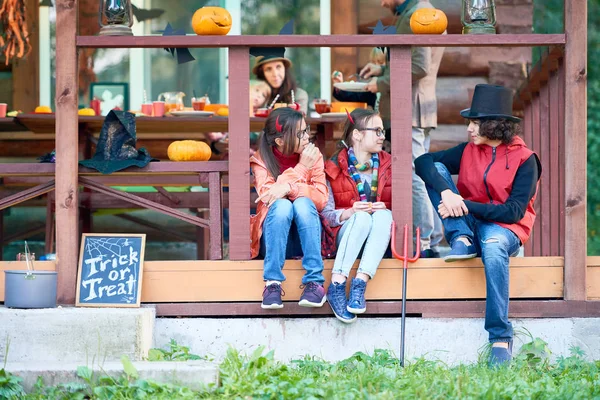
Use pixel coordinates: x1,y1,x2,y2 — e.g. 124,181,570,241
0,1,594,317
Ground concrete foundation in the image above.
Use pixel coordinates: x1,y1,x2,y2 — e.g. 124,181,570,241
0,307,155,363
155,317,600,365
5,360,219,392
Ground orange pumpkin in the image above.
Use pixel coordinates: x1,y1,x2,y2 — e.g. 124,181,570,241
410,8,448,35
192,7,232,36
168,140,212,161
34,105,52,113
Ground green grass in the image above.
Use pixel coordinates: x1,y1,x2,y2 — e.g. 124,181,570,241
3,341,600,399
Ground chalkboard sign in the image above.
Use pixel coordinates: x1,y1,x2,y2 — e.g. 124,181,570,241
76,234,146,307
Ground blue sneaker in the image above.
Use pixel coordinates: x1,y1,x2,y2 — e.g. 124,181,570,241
444,239,477,262
347,278,367,314
489,341,513,367
327,282,357,324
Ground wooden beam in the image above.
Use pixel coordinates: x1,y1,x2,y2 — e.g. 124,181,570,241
75,34,567,49
227,47,250,260
563,0,587,300
151,300,600,318
12,0,39,113
331,0,358,77
0,257,567,302
390,47,413,254
55,0,79,305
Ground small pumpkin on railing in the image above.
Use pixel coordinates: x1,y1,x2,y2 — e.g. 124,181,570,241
168,140,212,161
192,7,232,36
410,8,448,35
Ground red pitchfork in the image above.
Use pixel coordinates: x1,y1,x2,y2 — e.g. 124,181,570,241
391,222,420,367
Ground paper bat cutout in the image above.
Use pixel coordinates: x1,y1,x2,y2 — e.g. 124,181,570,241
370,20,395,35
279,19,294,35
161,23,195,65
132,4,165,22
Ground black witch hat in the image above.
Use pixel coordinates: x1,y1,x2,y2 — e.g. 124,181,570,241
79,110,156,174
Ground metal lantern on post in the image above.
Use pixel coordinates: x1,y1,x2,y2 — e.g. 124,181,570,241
99,0,134,36
461,0,496,34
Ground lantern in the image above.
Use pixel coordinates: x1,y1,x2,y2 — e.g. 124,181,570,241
461,0,496,34
98,0,134,36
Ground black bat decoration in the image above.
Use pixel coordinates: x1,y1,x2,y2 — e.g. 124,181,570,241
161,23,195,65
132,4,165,22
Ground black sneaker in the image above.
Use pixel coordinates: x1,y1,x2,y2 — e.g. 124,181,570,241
420,249,440,258
261,283,284,309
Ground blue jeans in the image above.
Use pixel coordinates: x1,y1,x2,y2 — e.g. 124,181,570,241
426,163,521,343
333,210,393,278
259,197,325,285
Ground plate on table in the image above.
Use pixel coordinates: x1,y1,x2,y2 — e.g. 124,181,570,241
333,82,369,92
169,110,214,117
319,112,348,118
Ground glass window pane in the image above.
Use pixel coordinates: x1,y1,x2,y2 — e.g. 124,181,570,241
144,0,223,104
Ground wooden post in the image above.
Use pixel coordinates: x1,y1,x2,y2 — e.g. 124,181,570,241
12,0,39,112
209,172,223,260
55,0,79,304
389,47,413,254
227,47,250,260
563,0,587,300
331,0,358,77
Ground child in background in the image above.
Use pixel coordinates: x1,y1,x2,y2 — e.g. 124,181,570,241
250,80,272,116
331,48,386,110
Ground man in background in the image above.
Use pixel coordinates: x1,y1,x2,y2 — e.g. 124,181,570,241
361,0,445,257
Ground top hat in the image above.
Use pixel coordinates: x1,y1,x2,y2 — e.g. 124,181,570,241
460,84,521,122
79,110,156,174
250,47,292,76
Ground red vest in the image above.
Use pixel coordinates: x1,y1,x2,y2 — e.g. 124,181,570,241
457,136,538,244
324,149,393,241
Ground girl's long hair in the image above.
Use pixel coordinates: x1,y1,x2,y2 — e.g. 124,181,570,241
257,107,304,179
256,63,298,105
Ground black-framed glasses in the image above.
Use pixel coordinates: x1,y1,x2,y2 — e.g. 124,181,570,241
296,124,311,140
362,127,385,137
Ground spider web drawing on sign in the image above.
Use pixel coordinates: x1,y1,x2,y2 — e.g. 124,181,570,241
84,237,138,303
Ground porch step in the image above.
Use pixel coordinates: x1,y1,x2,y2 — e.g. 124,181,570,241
4,360,219,393
0,306,155,363
155,317,600,365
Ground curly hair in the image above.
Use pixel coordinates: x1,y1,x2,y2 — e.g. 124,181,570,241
476,118,522,145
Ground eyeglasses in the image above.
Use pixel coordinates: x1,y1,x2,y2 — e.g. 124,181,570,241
362,127,385,137
296,124,311,140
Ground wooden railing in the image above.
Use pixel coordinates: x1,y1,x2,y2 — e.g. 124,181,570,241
517,47,566,258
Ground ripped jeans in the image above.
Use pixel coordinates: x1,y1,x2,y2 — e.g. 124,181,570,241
425,163,521,343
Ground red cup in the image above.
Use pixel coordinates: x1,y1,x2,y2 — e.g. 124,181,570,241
255,108,270,118
315,103,331,114
0,103,7,118
90,98,101,116
152,101,165,117
141,103,153,116
192,98,206,111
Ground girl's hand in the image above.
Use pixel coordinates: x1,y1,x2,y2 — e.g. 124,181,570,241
371,202,386,211
255,183,290,207
331,70,343,84
299,143,320,169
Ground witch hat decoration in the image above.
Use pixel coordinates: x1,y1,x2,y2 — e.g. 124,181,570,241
161,23,195,65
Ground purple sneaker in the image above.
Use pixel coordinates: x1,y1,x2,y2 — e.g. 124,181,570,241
298,282,327,307
261,283,284,309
